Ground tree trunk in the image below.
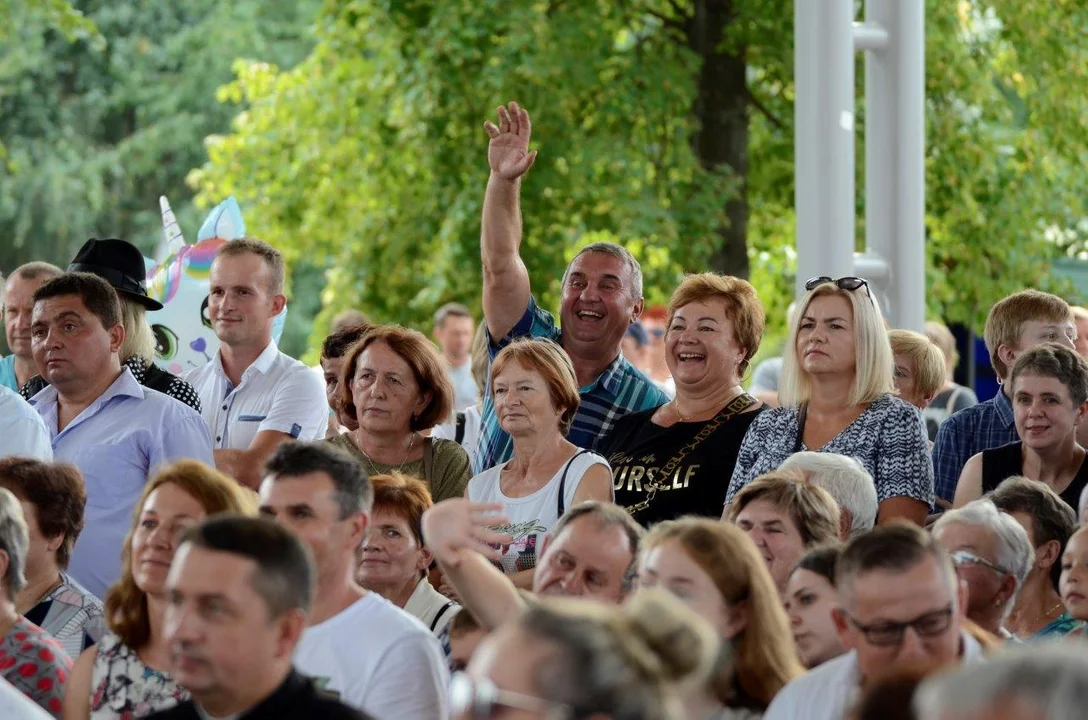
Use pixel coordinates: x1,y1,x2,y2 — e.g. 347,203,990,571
687,0,750,279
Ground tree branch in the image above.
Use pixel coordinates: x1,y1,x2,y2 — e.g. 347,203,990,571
647,8,688,34
745,85,784,130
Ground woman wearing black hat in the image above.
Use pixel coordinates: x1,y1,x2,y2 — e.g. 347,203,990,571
20,239,202,412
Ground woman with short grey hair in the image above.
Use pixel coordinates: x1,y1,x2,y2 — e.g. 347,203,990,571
915,641,1088,720
0,487,74,716
933,499,1035,639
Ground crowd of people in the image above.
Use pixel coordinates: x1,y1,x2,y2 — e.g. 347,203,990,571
0,100,1087,719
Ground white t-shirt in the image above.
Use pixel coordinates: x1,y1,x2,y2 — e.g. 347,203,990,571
293,593,449,720
765,631,984,720
432,404,482,469
0,385,51,461
468,451,609,573
447,362,478,411
184,340,328,449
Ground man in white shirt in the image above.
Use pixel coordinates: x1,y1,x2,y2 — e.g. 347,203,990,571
766,523,985,720
0,385,51,460
0,262,62,393
184,239,327,488
433,302,477,410
258,441,448,720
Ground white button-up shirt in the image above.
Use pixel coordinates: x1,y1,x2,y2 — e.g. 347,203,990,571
0,384,52,461
184,340,328,450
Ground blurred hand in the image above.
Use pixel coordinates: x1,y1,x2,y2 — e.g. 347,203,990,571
422,499,513,567
484,101,538,181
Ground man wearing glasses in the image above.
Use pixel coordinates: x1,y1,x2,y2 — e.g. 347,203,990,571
933,499,1035,639
765,523,984,720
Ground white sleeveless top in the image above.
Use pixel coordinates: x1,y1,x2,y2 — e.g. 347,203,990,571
467,450,610,573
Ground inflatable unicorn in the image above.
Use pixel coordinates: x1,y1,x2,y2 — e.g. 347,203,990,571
144,196,286,375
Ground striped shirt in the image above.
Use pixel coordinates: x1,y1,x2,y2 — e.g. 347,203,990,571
932,388,1018,504
474,296,668,473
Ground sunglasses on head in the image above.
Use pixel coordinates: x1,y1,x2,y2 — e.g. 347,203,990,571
450,673,572,720
805,276,874,304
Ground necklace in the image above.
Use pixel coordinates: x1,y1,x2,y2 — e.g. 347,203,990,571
354,432,416,474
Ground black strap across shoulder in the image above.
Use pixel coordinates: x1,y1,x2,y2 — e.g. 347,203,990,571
793,403,809,454
557,449,593,518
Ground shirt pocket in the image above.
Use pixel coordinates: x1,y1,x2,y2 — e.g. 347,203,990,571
75,444,146,507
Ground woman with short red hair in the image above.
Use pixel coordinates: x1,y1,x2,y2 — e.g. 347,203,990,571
357,473,459,640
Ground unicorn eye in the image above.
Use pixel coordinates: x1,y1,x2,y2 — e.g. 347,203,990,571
153,324,179,360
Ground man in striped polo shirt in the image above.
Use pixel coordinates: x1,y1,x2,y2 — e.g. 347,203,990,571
474,101,668,473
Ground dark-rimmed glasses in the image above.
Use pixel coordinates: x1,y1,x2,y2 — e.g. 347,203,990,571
845,604,955,647
805,276,874,304
450,673,572,720
949,549,1011,577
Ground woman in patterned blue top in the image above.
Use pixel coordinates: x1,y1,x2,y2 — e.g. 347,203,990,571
723,277,933,525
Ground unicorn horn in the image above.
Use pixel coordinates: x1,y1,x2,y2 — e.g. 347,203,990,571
160,196,187,255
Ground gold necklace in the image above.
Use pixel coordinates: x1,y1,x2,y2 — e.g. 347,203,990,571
354,433,416,473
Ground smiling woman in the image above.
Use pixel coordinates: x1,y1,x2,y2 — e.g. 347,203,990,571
954,343,1088,510
599,273,766,527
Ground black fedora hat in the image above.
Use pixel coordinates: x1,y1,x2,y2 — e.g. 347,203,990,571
68,238,164,311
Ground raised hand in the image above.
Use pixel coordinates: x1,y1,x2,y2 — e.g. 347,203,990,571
484,101,538,181
422,499,513,566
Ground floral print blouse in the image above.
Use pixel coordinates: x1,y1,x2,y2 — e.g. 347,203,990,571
90,633,188,719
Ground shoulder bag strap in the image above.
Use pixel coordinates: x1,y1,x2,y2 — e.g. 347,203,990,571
429,601,456,632
455,412,467,444
793,403,809,454
557,449,593,518
423,436,434,484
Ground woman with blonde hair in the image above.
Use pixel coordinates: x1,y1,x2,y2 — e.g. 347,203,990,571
638,517,805,714
601,272,765,527
456,587,730,720
62,461,256,720
725,277,932,525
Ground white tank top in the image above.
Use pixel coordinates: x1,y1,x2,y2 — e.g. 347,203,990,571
467,450,610,573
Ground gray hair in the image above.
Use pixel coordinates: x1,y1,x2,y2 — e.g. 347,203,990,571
779,452,877,537
933,499,1035,620
0,488,28,600
914,641,1088,720
1079,483,1088,524
566,242,644,300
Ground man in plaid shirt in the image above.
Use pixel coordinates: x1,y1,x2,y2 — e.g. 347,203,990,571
932,290,1076,505
474,101,667,473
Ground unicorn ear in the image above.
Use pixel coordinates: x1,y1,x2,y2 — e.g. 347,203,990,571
160,196,187,255
197,197,247,241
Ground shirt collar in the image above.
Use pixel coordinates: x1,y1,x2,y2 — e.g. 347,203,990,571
29,366,144,409
580,353,626,394
994,384,1015,428
213,340,280,380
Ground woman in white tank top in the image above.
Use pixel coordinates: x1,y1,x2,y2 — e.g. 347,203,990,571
467,339,613,575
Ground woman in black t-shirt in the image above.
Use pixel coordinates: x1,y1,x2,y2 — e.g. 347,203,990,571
600,273,765,527
955,344,1088,509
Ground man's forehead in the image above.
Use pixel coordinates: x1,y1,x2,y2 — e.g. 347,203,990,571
32,295,90,318
846,563,953,614
172,545,255,589
550,517,634,564
567,251,630,277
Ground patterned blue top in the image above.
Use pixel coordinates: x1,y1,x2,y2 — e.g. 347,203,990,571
474,296,668,473
932,388,1018,504
725,394,934,507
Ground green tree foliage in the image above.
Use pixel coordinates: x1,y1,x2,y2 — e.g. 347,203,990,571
189,0,1083,357
0,0,320,273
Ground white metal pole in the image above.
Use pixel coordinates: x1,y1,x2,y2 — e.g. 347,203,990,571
894,0,926,331
794,0,857,302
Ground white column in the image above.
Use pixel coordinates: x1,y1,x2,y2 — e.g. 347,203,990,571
794,0,857,302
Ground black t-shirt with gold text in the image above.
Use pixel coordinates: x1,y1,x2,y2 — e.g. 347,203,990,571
600,405,763,527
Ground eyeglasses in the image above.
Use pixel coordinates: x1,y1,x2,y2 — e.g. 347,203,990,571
949,550,1010,577
450,673,572,720
845,604,955,647
805,276,874,303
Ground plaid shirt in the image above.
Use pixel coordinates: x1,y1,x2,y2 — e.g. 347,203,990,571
932,388,1018,503
474,296,668,473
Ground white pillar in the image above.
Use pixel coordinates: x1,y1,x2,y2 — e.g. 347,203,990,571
794,0,857,301
861,0,926,330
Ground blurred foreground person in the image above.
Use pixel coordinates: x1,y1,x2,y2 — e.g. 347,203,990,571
146,516,372,719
